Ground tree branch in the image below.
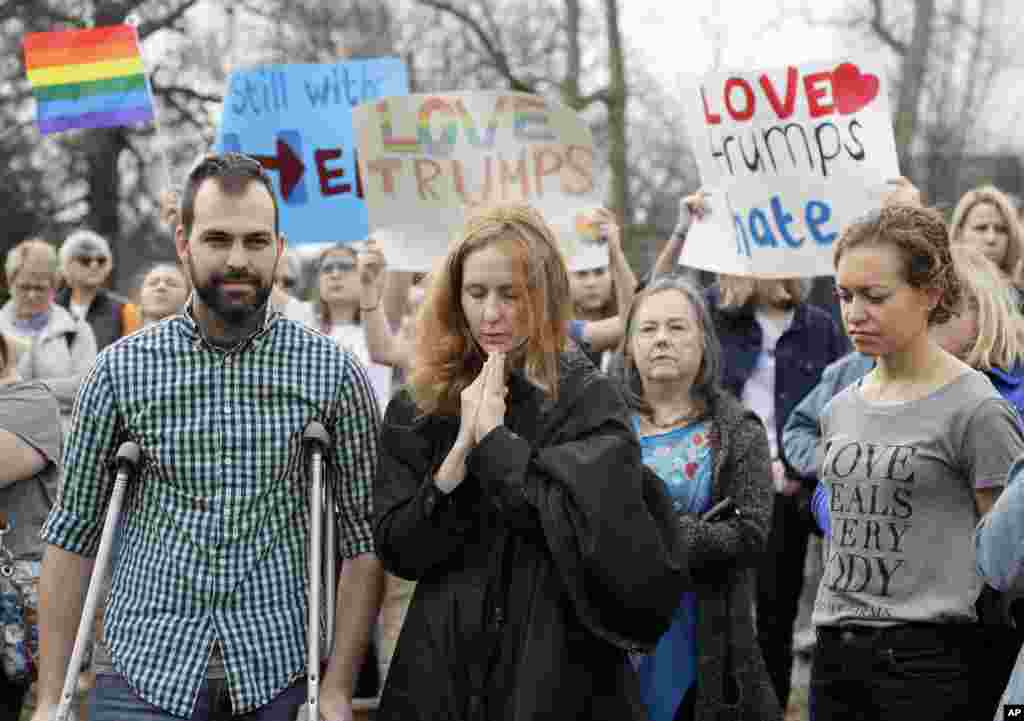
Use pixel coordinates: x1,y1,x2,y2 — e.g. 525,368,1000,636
417,0,534,92
137,0,202,40
151,79,222,106
869,0,908,54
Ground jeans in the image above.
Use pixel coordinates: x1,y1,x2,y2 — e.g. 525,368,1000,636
88,673,305,720
811,624,972,721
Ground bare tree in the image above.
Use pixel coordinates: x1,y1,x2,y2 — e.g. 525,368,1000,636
801,0,1021,204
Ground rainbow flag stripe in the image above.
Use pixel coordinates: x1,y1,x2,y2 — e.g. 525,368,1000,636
23,25,154,135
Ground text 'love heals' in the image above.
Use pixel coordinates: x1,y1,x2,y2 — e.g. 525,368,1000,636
820,440,916,599
678,58,898,279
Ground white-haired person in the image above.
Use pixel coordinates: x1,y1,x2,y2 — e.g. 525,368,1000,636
0,238,97,424
55,228,140,350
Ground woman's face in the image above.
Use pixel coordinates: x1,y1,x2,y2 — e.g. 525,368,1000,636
460,240,530,356
570,265,612,315
318,249,360,307
11,250,55,319
140,266,189,322
960,202,1011,268
930,300,978,362
630,290,705,387
836,243,939,357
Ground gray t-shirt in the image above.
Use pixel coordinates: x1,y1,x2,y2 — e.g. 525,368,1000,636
0,380,62,561
812,370,1024,627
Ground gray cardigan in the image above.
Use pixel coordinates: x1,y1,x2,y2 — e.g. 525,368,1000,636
0,301,97,416
669,391,782,721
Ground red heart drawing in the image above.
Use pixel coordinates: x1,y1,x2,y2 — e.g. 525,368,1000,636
684,462,697,479
832,62,880,115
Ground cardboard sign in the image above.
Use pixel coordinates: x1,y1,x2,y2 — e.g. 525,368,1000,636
352,91,603,272
679,59,899,278
214,58,409,245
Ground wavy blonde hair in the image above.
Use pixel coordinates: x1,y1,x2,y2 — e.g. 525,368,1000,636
950,244,1024,371
408,203,572,416
949,185,1024,282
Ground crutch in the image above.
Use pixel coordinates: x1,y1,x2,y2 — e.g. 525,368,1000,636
55,441,141,721
303,421,331,721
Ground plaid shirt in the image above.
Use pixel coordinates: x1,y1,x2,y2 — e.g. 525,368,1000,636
41,303,380,717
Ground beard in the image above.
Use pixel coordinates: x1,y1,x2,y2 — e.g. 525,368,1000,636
186,256,273,325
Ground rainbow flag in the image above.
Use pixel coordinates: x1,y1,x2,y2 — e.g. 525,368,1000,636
23,25,154,135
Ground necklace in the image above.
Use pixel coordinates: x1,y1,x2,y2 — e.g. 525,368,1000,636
646,407,700,429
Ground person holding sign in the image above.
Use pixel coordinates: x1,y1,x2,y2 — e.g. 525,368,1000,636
565,208,638,373
949,185,1024,312
617,274,781,721
372,202,685,721
811,204,1024,721
303,244,394,412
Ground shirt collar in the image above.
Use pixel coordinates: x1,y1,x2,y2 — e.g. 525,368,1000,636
178,293,279,354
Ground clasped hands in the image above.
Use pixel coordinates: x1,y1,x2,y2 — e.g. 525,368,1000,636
456,351,508,452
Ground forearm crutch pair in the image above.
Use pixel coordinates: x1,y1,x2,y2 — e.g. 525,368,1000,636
303,421,336,721
55,442,141,721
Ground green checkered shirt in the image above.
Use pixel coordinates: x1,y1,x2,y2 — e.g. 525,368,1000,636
41,303,380,717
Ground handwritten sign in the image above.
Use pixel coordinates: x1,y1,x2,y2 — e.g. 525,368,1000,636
352,91,602,272
679,59,899,278
214,58,409,246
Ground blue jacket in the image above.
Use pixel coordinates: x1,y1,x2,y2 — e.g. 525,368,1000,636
782,351,874,485
705,285,848,474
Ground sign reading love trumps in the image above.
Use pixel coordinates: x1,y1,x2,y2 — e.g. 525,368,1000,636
678,59,899,278
352,91,601,272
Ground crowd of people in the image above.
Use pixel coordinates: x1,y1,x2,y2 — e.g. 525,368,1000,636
4,151,1024,721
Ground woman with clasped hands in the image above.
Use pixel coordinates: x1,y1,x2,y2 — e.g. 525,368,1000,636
372,203,685,721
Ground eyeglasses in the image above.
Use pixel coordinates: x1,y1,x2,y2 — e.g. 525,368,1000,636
75,255,108,268
320,260,356,275
14,283,50,296
278,277,297,290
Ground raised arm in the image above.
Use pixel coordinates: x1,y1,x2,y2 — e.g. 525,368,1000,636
359,241,414,371
577,211,638,353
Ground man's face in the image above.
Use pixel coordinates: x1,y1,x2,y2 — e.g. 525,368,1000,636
64,243,112,290
175,177,281,326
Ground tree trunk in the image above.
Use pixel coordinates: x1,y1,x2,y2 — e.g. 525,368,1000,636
603,0,630,238
85,127,128,277
894,0,936,174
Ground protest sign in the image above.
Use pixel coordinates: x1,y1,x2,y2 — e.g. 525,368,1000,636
352,91,603,272
215,57,408,246
678,59,899,278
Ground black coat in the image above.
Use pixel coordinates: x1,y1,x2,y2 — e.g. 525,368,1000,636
373,351,687,721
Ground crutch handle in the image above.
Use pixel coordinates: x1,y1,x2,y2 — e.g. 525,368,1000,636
115,441,142,473
303,421,330,449
55,441,140,721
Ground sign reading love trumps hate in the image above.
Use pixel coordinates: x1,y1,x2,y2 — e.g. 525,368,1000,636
214,58,409,246
679,59,899,278
352,91,600,272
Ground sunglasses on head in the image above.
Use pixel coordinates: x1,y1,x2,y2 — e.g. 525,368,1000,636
75,255,108,268
320,260,356,275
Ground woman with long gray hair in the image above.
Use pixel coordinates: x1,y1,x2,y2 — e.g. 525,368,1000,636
618,274,780,721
